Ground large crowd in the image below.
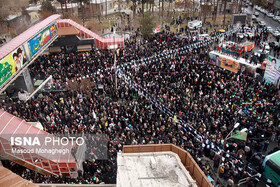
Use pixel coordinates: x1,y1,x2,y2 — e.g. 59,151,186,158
1,26,280,186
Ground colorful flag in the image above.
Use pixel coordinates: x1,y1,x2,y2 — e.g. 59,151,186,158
174,115,178,123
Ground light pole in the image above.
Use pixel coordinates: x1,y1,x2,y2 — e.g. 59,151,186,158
213,122,240,186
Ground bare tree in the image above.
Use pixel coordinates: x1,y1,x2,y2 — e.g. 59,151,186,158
159,0,161,19
199,0,202,19
192,0,195,18
223,0,227,27
74,0,90,26
161,0,164,21
167,0,172,17
142,0,145,17
106,0,108,18
58,0,65,16
65,0,68,12
132,0,137,19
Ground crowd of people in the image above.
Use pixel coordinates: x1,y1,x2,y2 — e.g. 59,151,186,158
1,26,280,186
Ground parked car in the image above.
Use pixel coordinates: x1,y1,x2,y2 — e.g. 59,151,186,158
267,13,274,18
273,16,280,21
271,30,280,38
259,21,266,27
260,42,270,51
266,26,273,31
237,33,245,39
264,10,269,15
258,49,270,55
198,34,210,41
252,15,257,20
269,41,280,48
244,32,254,39
259,8,265,13
254,12,260,17
188,20,202,30
266,26,273,32
255,18,261,25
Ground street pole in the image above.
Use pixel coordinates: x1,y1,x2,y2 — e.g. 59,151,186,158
213,139,226,187
213,123,240,186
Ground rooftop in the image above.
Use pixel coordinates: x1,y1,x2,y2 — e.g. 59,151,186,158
0,166,38,187
117,151,197,187
90,0,114,3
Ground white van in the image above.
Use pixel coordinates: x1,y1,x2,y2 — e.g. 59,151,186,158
188,20,202,30
198,34,210,41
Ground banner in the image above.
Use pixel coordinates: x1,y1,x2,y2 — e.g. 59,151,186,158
219,56,240,73
28,22,57,58
274,58,280,72
231,130,248,141
239,63,256,77
0,45,27,86
264,56,280,88
208,52,219,66
221,48,237,56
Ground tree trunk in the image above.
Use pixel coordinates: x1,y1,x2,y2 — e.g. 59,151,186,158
223,0,227,27
199,0,202,19
168,1,171,17
162,0,164,21
89,2,92,18
133,2,136,19
212,0,215,21
193,0,195,18
96,0,101,22
187,1,189,18
159,0,161,19
238,0,241,13
61,2,64,16
65,0,68,12
214,0,218,25
203,0,207,23
142,0,145,17
106,0,108,18
80,2,85,26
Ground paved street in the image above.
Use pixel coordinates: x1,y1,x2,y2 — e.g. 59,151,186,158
246,6,280,30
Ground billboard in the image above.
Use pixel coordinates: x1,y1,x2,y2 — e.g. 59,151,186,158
232,14,247,26
239,63,256,77
264,56,280,88
218,56,240,73
209,52,219,66
0,21,57,89
0,46,27,86
28,22,57,58
208,51,257,77
275,58,280,72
